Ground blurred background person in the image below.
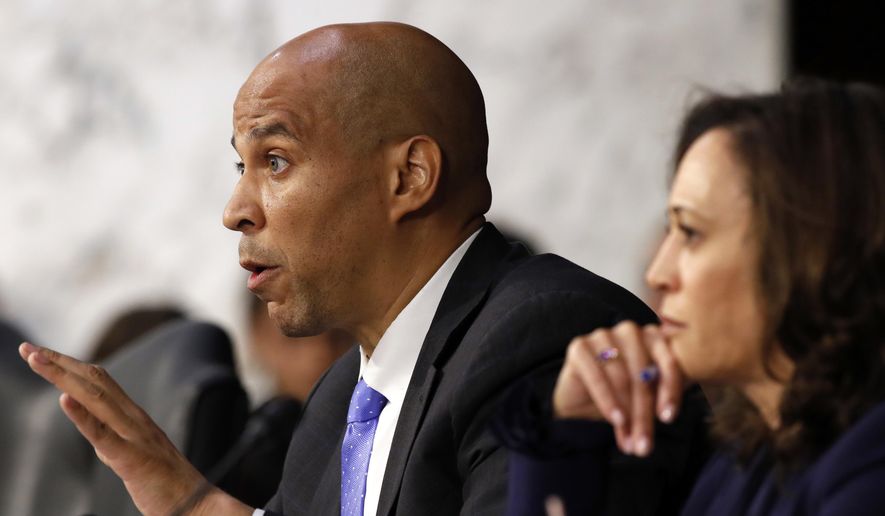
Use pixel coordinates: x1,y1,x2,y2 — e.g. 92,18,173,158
248,295,352,402
217,295,353,508
90,304,186,362
499,79,885,515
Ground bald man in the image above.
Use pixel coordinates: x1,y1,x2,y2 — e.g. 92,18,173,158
18,22,701,516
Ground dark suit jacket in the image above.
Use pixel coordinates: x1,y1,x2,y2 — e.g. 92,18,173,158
264,223,659,515
682,400,885,516
507,399,885,516
497,382,710,516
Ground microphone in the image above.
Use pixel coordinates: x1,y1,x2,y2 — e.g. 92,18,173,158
169,396,300,516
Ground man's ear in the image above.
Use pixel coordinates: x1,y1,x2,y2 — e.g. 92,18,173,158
388,135,442,222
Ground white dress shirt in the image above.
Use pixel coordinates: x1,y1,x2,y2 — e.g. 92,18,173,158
253,229,479,516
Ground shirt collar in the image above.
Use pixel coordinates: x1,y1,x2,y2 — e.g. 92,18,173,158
359,229,481,407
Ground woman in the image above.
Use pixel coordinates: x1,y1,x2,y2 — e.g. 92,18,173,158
499,80,885,515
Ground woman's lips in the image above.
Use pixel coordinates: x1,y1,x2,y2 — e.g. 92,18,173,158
659,315,687,336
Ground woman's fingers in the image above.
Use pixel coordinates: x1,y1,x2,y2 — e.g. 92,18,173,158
545,495,567,516
553,321,686,457
556,334,628,426
644,325,684,423
555,330,642,453
587,330,633,412
613,322,655,456
556,335,624,425
583,329,636,452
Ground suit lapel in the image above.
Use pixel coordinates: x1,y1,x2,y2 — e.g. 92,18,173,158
375,223,518,515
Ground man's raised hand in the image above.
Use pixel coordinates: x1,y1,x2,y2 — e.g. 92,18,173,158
18,342,251,516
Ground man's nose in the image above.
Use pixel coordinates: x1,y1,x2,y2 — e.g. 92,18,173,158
223,176,265,233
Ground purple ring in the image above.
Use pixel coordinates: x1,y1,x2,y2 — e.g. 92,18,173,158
596,347,620,362
639,365,660,383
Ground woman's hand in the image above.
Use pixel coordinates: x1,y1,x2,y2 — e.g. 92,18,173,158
552,321,684,456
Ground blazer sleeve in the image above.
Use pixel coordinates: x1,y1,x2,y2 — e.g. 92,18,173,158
493,371,615,516
447,291,617,514
468,291,710,516
494,368,710,516
449,288,686,515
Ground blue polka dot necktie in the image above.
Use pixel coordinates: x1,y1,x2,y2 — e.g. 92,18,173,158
341,378,388,516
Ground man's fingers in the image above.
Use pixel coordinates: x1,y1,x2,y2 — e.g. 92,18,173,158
613,322,655,457
23,342,111,384
25,346,138,436
22,343,137,412
644,325,683,423
58,393,127,463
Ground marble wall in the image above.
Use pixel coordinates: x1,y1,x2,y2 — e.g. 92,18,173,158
0,0,783,400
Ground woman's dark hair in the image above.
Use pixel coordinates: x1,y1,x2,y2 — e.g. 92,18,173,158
673,79,885,473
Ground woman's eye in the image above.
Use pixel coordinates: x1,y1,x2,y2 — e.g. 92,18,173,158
234,161,245,176
678,224,699,243
268,155,290,174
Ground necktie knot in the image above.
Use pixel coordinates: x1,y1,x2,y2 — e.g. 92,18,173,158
347,379,388,423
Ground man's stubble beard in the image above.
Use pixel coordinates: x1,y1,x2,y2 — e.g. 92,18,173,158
272,280,333,339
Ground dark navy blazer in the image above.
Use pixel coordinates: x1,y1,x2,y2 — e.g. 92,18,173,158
503,393,885,516
683,400,885,516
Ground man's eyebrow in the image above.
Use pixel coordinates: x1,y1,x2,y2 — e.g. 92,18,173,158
230,122,301,150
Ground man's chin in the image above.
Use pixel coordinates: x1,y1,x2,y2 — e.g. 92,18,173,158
280,326,326,339
268,303,325,338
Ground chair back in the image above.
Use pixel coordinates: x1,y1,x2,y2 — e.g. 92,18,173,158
0,320,249,516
